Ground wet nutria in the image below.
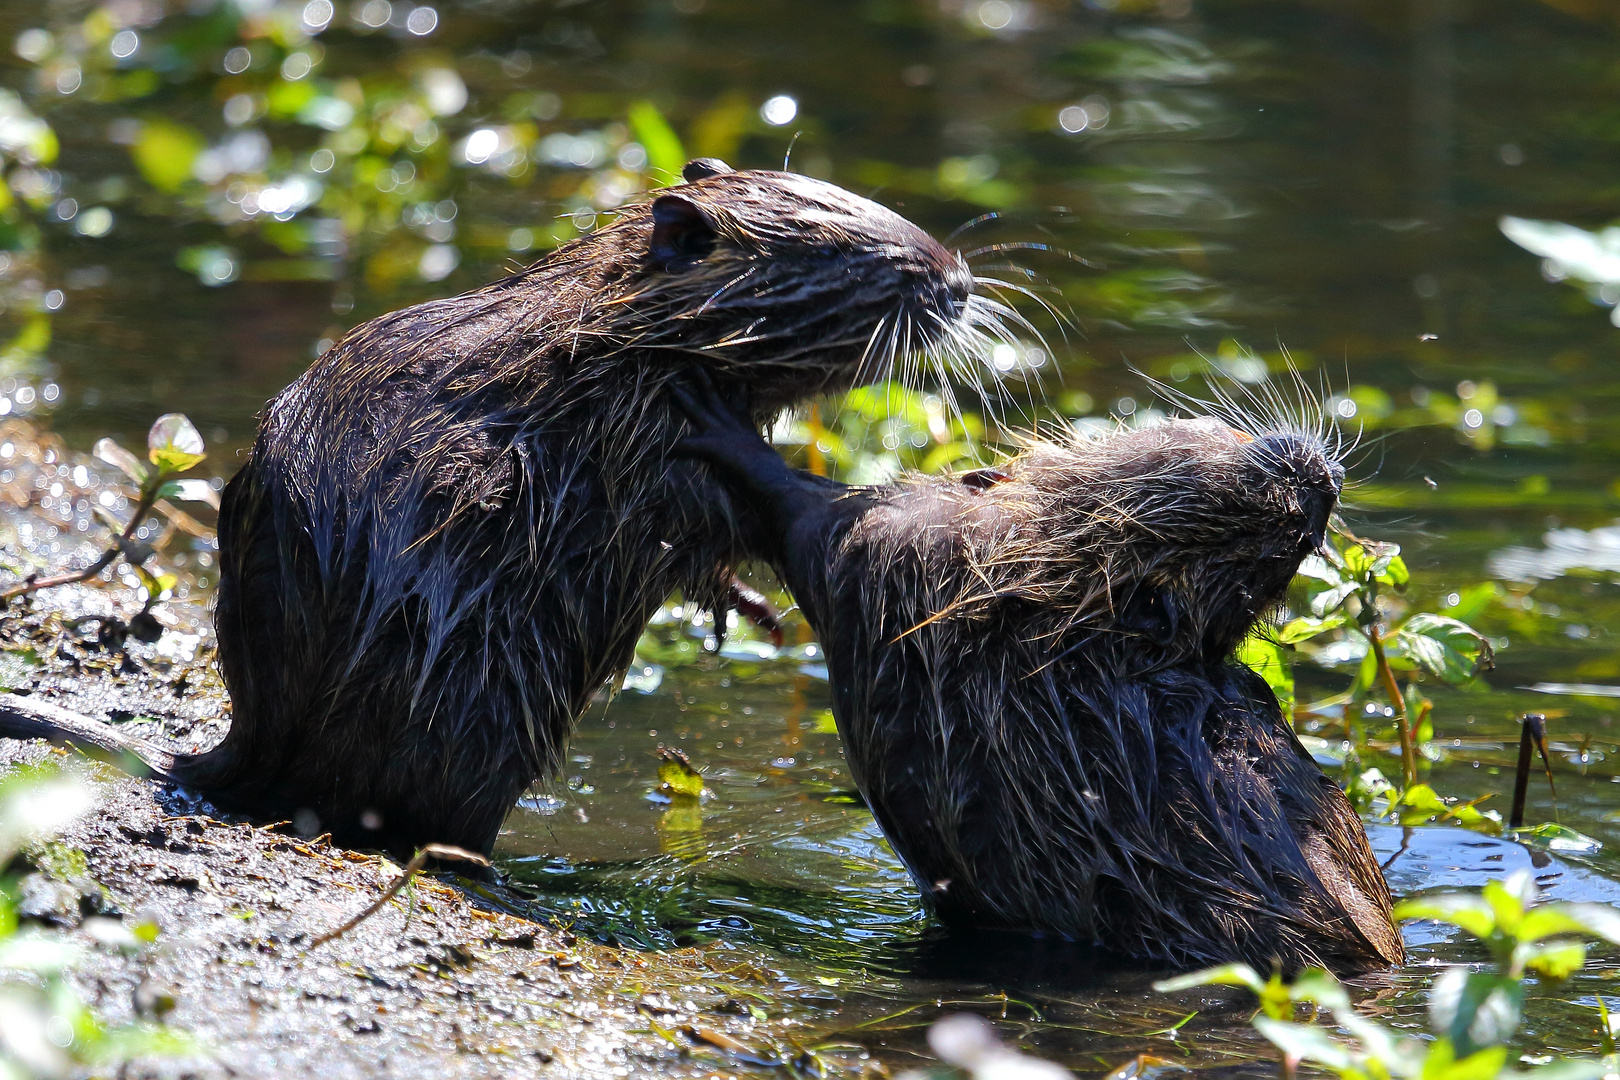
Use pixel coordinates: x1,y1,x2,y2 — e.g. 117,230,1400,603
0,160,1008,856
671,374,1405,973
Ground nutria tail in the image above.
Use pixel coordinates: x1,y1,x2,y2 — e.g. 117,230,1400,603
0,693,183,778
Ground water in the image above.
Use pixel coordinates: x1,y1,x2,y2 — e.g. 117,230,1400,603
9,0,1620,1072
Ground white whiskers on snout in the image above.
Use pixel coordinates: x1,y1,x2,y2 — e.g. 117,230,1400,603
1142,359,1360,474
844,266,1063,450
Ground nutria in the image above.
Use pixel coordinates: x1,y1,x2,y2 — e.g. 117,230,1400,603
0,159,1008,856
670,373,1405,973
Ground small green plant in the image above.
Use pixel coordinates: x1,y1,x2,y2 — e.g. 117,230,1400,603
1240,527,1494,797
778,382,985,485
0,763,193,1078
1156,871,1620,1080
1,413,215,643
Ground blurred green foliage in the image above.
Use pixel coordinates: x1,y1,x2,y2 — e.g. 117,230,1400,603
0,763,193,1079
1158,871,1620,1080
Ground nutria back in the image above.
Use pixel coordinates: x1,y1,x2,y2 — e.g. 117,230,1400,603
197,162,992,854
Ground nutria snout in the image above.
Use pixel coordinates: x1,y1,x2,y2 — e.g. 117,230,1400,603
673,376,1403,974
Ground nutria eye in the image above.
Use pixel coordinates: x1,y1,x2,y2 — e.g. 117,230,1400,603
650,194,718,268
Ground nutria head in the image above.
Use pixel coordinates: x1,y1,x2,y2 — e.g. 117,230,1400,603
954,413,1344,669
544,159,1000,413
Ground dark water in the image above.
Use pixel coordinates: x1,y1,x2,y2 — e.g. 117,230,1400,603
11,0,1620,1072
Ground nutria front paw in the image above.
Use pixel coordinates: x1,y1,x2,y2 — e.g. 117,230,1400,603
668,368,779,477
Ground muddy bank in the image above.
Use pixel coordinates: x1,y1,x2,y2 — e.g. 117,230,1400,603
2,734,877,1079
0,584,878,1079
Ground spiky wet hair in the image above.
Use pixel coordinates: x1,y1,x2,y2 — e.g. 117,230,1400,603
198,161,1026,855
588,165,1028,405
850,405,1345,671
810,395,1397,971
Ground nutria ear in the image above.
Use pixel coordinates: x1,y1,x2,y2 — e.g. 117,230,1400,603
683,158,732,182
1120,583,1179,646
650,195,718,267
959,467,1009,491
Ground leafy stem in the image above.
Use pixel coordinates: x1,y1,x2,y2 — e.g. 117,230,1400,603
0,414,212,612
1366,622,1417,789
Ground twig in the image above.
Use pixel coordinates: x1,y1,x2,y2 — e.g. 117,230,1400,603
1509,713,1557,829
309,843,490,948
0,482,162,603
1367,626,1417,789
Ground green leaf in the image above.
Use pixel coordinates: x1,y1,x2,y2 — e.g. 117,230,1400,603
1338,543,1367,577
94,438,148,484
1152,962,1265,996
656,752,705,798
1251,1018,1353,1070
156,478,221,509
1423,1042,1508,1080
1375,554,1411,589
1531,902,1620,946
1513,822,1602,855
131,119,203,193
1288,969,1351,1012
1390,614,1493,684
146,413,206,474
1311,581,1359,618
1519,940,1586,981
628,100,686,184
1428,967,1523,1055
1515,906,1604,944
1394,893,1498,939
1296,554,1344,585
1236,634,1294,717
1483,876,1529,935
1278,613,1348,644
1398,783,1448,825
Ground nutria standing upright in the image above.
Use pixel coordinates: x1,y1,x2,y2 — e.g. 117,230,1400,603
0,161,1001,856
672,375,1404,973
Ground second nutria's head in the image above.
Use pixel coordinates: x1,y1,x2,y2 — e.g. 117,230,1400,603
552,159,997,412
958,413,1344,669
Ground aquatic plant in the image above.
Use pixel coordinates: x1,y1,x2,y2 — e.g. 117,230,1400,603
0,413,215,648
1239,526,1495,805
1156,869,1620,1080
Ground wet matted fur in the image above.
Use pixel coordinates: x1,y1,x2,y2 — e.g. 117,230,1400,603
674,379,1405,973
0,161,1020,856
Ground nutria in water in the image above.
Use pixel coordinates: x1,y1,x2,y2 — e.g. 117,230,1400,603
671,374,1405,973
0,160,1008,856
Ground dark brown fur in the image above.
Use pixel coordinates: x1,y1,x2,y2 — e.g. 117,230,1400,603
0,162,998,856
674,380,1405,974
